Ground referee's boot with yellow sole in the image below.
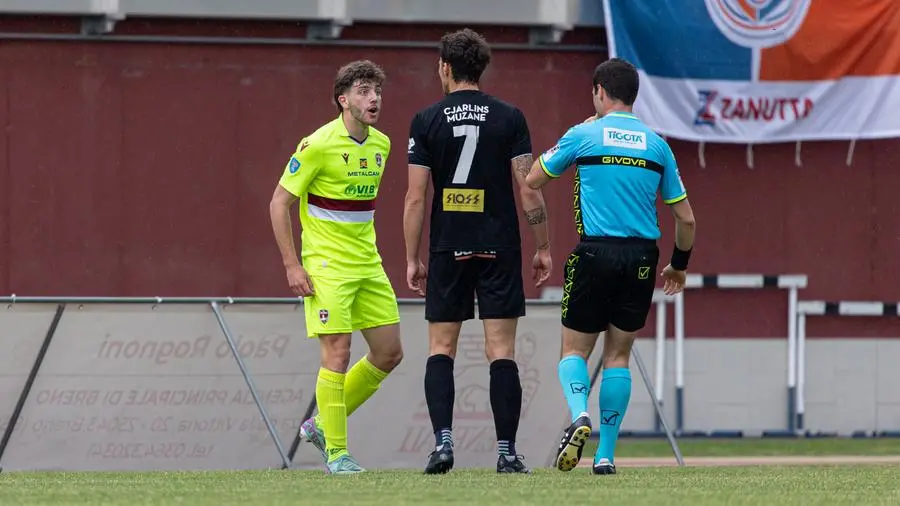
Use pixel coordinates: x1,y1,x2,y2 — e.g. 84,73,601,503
555,414,592,472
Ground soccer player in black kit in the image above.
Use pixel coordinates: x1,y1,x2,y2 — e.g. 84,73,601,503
403,28,552,474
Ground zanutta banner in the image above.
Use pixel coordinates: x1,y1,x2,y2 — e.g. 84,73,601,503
602,0,900,143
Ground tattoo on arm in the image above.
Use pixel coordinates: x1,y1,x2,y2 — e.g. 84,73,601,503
512,154,533,179
524,207,547,225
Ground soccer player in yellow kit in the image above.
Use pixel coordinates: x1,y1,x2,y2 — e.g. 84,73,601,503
269,60,403,475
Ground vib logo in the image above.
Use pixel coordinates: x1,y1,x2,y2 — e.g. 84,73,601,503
704,0,811,49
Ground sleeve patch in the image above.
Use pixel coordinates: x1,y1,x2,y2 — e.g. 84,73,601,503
542,144,560,161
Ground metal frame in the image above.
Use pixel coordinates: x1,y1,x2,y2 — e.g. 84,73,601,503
286,391,320,467
0,296,307,470
795,301,900,432
632,345,684,466
677,274,808,435
211,301,291,468
1,294,633,471
0,295,601,306
0,304,66,470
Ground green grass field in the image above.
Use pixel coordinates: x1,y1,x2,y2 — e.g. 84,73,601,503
1,438,898,505
608,436,900,458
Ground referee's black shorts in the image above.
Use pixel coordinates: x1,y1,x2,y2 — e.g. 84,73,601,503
425,249,525,322
561,237,659,334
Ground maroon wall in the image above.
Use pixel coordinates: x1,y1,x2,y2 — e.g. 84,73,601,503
0,18,896,338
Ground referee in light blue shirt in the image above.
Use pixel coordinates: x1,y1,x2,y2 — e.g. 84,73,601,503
525,57,697,476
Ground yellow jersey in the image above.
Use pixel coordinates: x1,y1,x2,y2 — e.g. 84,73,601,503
279,115,391,279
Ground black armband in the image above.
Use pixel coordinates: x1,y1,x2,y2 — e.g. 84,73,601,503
671,245,692,271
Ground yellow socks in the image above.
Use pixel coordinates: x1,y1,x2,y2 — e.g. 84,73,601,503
343,355,390,415
315,356,390,451
316,368,348,462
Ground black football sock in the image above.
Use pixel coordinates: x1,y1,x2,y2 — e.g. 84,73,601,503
490,358,522,457
425,354,455,448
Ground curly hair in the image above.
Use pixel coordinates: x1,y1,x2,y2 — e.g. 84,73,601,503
592,58,639,106
333,60,386,114
439,28,492,85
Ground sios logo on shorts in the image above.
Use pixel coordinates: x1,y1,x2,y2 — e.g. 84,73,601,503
442,188,484,213
603,127,647,150
344,184,377,198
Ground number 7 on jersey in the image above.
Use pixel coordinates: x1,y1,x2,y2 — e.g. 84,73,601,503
452,124,480,184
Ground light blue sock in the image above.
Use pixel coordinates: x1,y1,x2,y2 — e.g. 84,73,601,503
596,367,632,464
557,355,590,423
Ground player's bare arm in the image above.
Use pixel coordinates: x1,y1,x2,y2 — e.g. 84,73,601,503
671,198,696,252
661,198,696,295
269,184,314,296
525,156,553,190
403,164,430,296
512,154,550,248
512,153,552,287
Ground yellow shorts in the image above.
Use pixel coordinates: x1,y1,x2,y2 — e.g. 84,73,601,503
303,270,400,338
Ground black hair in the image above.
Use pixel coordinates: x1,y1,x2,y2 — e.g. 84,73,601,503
439,28,492,84
592,57,639,105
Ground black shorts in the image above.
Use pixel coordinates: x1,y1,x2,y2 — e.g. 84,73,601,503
561,237,659,334
425,249,526,322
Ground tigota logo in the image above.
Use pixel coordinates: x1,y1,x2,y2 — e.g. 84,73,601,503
602,127,647,150
694,90,814,126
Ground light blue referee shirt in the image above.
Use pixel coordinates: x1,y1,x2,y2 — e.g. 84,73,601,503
538,112,687,240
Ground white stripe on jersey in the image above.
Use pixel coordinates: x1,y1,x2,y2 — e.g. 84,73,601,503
307,204,374,223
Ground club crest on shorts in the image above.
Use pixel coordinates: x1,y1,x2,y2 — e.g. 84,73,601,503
318,309,329,324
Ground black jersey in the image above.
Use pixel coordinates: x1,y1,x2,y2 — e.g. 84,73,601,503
407,89,532,253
